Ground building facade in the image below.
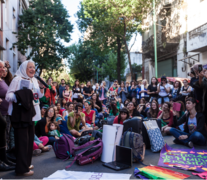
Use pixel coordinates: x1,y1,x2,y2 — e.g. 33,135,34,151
142,0,207,81
2,0,29,74
125,52,142,82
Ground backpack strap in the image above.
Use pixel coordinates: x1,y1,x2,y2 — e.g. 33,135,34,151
66,139,102,169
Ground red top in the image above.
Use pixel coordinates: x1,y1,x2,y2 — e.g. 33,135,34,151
83,110,95,124
109,87,118,93
157,110,174,127
113,116,124,125
59,108,65,116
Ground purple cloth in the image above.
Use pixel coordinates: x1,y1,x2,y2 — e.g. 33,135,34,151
158,143,207,173
0,80,9,115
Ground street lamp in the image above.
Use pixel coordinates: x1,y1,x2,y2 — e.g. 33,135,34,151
153,0,158,78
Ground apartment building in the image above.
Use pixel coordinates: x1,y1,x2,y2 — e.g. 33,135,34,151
2,0,29,74
142,0,207,81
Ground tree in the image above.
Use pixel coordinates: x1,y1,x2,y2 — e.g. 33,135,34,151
81,0,152,80
13,0,73,75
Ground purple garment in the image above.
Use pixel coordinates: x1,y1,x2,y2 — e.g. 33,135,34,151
0,80,9,115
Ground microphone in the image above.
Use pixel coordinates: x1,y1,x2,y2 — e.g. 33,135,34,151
34,75,49,88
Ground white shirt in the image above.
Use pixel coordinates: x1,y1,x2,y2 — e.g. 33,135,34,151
158,83,171,97
6,76,44,121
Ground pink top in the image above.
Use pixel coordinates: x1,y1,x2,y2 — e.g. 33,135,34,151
99,87,105,101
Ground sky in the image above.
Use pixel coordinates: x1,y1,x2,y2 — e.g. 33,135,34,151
61,0,142,51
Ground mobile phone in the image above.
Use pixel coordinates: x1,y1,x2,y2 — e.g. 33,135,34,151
198,65,203,73
75,106,78,113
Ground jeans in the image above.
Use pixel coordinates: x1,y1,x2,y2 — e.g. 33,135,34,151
33,136,49,150
170,128,206,146
48,137,57,145
158,97,169,105
102,99,107,105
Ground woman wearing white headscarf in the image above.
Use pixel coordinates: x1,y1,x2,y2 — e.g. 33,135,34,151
6,60,44,176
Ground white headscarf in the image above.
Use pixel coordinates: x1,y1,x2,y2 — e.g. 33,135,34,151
15,60,35,79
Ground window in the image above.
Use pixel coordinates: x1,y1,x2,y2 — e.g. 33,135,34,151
6,39,9,61
0,50,3,60
5,0,9,23
13,53,16,72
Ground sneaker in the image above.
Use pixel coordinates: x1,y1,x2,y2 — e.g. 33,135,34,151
33,149,42,156
46,145,52,151
188,141,194,148
29,165,34,170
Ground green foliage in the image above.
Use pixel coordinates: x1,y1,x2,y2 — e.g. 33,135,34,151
68,40,127,83
80,0,152,77
101,51,127,82
13,0,73,75
131,63,142,79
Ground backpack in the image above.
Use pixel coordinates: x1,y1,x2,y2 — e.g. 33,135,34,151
75,130,102,146
122,129,145,162
53,134,75,160
106,116,115,125
143,120,164,152
66,139,103,168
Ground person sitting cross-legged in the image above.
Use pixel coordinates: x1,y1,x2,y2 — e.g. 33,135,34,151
169,97,207,148
67,103,88,137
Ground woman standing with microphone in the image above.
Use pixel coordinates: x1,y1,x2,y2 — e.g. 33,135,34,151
6,60,44,176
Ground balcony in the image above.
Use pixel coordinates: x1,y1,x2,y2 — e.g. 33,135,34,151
187,23,207,52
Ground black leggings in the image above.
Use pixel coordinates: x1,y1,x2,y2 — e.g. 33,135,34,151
0,112,6,148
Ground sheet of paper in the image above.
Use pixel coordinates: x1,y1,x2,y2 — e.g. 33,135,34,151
43,170,131,180
101,125,117,163
20,79,30,90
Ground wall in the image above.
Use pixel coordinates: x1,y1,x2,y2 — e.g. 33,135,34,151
3,0,18,74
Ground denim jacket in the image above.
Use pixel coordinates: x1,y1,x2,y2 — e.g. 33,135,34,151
99,87,108,98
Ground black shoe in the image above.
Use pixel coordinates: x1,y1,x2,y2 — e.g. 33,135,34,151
5,160,16,166
6,152,16,163
0,161,15,171
173,138,181,144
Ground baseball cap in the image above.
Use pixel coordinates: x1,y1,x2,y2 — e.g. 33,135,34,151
56,117,63,121
42,105,49,109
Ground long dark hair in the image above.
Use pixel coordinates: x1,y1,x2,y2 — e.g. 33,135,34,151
110,101,118,116
74,79,80,88
92,93,101,104
150,77,158,86
124,99,130,107
118,108,129,124
86,81,92,92
2,68,13,86
149,101,159,118
174,80,181,89
44,107,56,122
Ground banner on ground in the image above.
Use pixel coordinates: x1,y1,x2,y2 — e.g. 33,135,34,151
158,144,207,172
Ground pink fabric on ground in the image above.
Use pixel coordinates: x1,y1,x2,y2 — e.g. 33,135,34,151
192,171,207,180
33,136,49,150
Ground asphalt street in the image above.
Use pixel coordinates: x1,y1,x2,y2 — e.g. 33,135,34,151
1,136,207,179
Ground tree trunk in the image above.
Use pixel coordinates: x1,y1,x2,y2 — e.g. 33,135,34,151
117,36,121,84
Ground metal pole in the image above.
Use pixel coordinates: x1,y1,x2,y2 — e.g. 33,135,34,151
153,0,158,78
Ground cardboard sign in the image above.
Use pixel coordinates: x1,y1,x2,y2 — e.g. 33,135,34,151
158,144,207,172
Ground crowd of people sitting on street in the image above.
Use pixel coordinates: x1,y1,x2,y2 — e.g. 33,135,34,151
0,60,207,176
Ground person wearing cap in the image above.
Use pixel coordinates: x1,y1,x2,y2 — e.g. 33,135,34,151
56,116,72,136
157,76,171,105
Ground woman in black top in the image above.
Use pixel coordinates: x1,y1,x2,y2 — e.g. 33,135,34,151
91,93,102,113
137,98,147,118
72,80,82,102
169,97,207,147
83,81,94,99
35,107,57,145
127,102,140,117
147,77,158,102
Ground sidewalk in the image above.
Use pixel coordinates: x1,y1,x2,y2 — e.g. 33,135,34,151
1,136,206,179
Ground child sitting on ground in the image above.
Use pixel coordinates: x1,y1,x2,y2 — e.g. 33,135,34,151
48,121,63,140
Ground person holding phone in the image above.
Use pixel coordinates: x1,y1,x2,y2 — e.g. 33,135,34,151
169,97,207,148
44,77,56,106
129,81,137,100
118,82,128,103
67,103,86,137
99,81,108,105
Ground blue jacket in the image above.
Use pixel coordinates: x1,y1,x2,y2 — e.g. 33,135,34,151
99,87,108,98
59,121,72,136
129,86,137,98
118,87,128,103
